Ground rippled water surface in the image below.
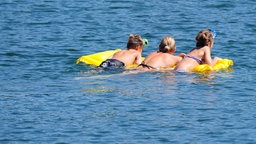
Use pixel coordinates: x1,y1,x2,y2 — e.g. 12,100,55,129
1,0,256,143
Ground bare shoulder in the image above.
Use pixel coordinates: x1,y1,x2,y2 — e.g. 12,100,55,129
203,46,211,51
203,46,211,55
169,55,182,61
147,51,158,57
128,49,140,54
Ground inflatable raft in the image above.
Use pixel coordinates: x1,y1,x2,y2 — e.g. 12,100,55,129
76,49,233,73
192,58,233,73
76,49,122,66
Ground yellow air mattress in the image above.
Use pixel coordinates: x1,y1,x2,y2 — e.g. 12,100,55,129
76,49,233,72
192,59,233,73
76,49,121,66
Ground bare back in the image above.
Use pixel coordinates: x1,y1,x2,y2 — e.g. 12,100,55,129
142,52,182,69
110,49,142,66
175,46,215,72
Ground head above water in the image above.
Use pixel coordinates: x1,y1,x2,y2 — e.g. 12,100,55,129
195,29,217,47
127,34,145,50
158,36,176,53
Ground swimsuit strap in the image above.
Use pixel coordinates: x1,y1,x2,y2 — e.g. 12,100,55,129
185,55,203,64
138,63,156,69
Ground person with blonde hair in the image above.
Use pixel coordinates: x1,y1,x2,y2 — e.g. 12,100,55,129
100,34,146,68
138,36,185,70
175,29,221,72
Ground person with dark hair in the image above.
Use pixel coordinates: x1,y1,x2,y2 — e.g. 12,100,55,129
175,29,221,72
99,34,146,69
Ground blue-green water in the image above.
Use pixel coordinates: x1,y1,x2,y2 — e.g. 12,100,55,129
1,0,256,143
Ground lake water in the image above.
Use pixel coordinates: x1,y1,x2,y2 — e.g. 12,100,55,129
0,0,256,143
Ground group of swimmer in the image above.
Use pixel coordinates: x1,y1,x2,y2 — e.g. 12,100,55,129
99,29,221,72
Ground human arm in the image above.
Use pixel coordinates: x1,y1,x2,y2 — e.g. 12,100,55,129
172,53,185,65
203,47,221,66
212,57,221,64
135,54,143,65
178,53,186,58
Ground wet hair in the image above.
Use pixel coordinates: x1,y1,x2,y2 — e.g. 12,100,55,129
195,30,214,47
127,34,144,49
158,36,176,53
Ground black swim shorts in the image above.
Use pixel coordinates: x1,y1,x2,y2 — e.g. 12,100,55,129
99,59,125,68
